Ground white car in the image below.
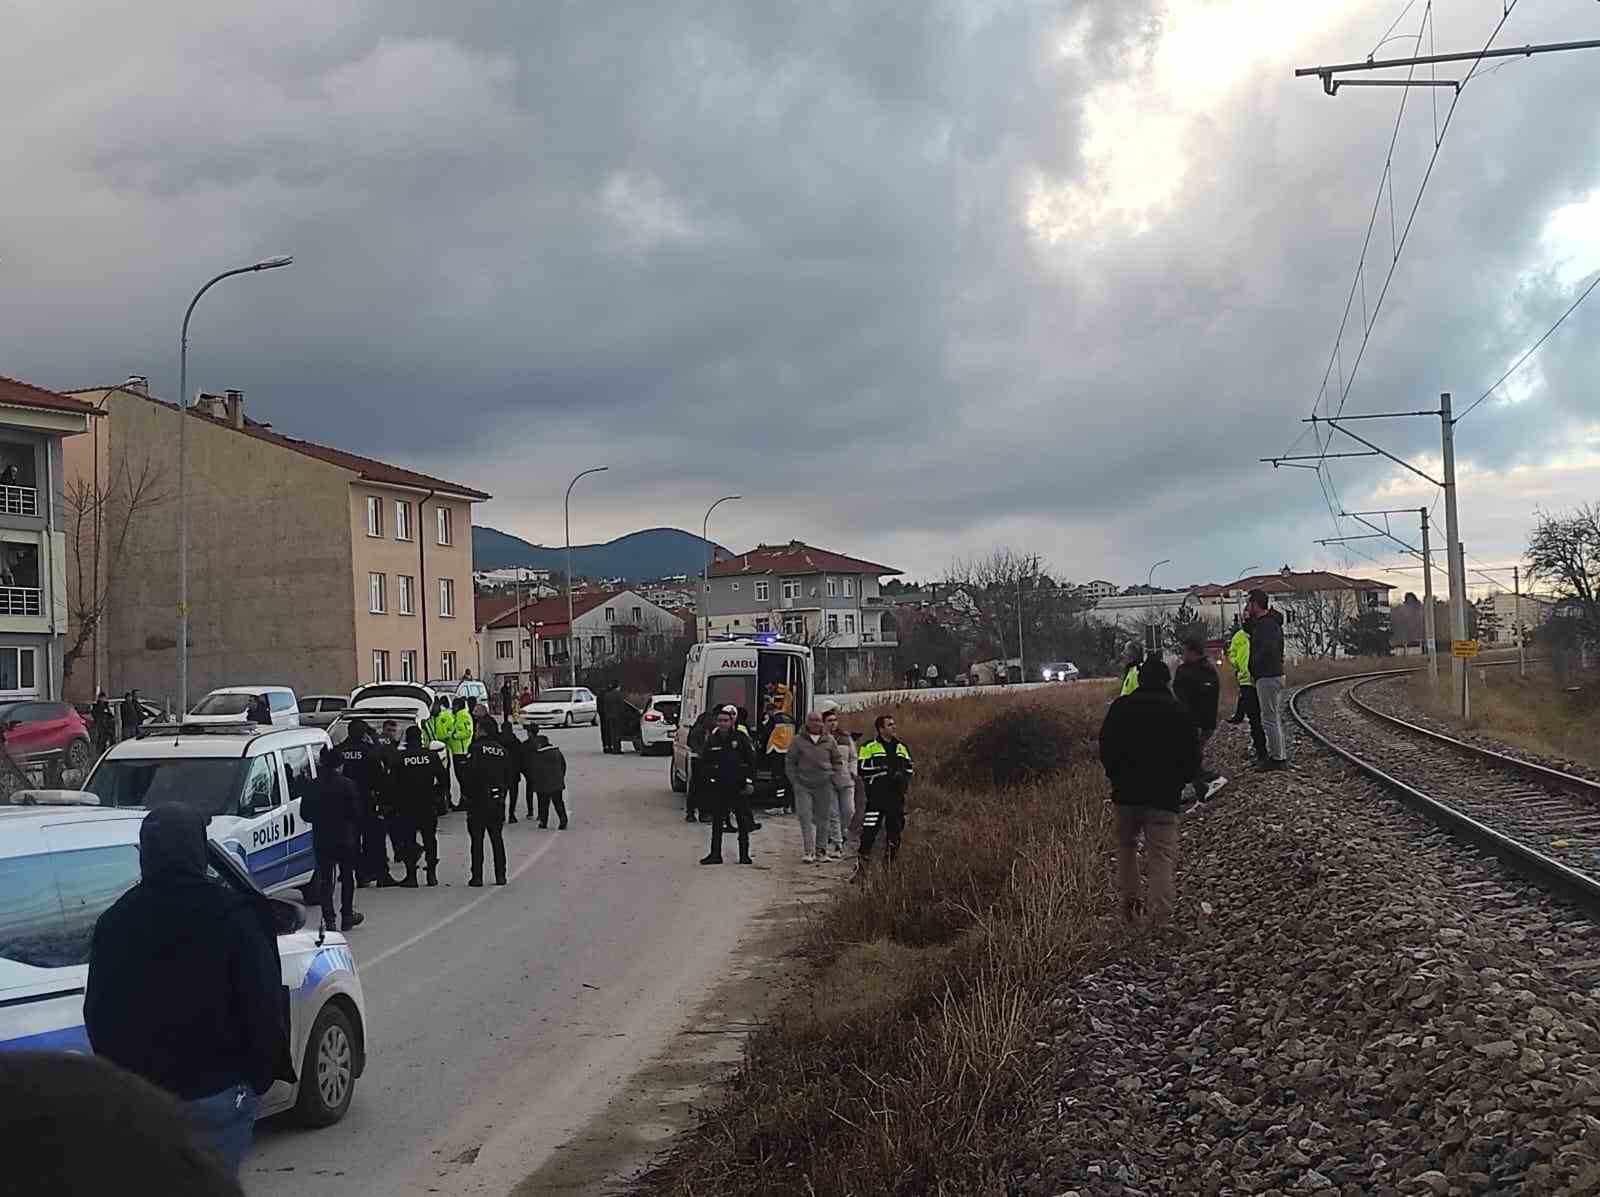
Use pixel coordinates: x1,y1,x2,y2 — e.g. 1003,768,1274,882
634,694,680,755
189,685,302,728
520,687,599,729
1040,662,1081,682
0,802,368,1126
349,682,439,724
74,724,331,895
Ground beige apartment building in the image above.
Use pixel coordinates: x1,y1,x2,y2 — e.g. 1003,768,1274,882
62,381,488,705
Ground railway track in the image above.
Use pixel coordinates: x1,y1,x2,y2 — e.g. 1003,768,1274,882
1291,667,1600,913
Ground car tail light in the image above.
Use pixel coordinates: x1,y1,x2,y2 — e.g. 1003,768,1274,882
643,711,662,721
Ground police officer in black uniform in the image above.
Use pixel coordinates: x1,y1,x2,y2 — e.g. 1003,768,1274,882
338,718,397,888
466,714,512,887
390,725,449,886
699,705,758,866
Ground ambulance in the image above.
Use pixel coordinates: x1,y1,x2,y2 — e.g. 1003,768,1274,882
670,634,814,803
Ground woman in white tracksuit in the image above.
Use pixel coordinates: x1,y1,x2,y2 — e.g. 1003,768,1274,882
822,709,856,859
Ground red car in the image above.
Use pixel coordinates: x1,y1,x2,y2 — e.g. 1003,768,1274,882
0,700,94,771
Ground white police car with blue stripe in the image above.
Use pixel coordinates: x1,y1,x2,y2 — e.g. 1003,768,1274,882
0,801,368,1125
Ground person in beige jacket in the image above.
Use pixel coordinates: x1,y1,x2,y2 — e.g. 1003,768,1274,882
822,709,856,859
784,711,836,864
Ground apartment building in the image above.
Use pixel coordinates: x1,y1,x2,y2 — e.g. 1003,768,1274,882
63,382,488,704
0,378,95,700
700,541,902,688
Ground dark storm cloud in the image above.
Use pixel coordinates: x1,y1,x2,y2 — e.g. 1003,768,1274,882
1,1,1597,583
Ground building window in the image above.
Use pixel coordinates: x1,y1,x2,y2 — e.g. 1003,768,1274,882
826,577,837,597
782,579,801,600
843,578,854,597
782,614,804,637
845,613,856,633
589,635,605,658
395,500,412,542
754,580,769,602
368,572,386,614
398,574,415,616
495,639,514,661
439,577,455,618
365,496,383,537
543,638,561,666
755,617,771,632
436,506,453,546
604,607,615,622
827,614,839,634
0,646,37,696
632,606,642,623
400,650,418,682
372,650,390,683
440,651,457,681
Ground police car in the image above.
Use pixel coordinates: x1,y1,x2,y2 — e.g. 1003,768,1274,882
70,722,331,895
0,802,368,1126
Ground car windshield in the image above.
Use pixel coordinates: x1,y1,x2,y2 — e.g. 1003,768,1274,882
653,700,681,723
354,684,427,704
191,692,254,716
82,757,246,816
539,690,575,703
330,717,408,747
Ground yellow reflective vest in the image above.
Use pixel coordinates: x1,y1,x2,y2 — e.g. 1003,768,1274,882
1120,666,1140,697
1227,628,1253,688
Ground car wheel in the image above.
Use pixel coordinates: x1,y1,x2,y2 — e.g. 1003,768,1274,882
670,755,686,793
65,737,91,771
634,736,646,754
293,1003,357,1127
563,712,574,728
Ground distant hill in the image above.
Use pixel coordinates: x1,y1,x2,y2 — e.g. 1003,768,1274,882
472,526,726,581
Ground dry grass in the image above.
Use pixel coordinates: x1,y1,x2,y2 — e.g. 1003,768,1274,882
1404,665,1600,772
632,688,1119,1196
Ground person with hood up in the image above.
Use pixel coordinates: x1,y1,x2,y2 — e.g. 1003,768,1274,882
1245,588,1289,771
299,745,365,929
522,729,569,829
85,805,294,1175
1098,656,1202,924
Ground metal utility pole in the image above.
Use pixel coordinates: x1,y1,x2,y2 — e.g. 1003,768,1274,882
1016,573,1026,682
564,466,608,688
1439,393,1469,720
1419,507,1438,685
1515,565,1525,679
700,495,741,644
1297,38,1600,96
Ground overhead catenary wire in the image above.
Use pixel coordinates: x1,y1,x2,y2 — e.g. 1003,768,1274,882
1454,270,1600,423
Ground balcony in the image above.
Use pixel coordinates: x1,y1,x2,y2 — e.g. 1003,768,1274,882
0,486,37,518
0,588,42,617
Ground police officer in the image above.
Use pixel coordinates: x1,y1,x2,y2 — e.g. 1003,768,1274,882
427,699,456,812
857,714,914,870
301,746,364,929
699,705,757,866
466,714,512,887
448,697,474,807
390,725,448,886
338,718,396,888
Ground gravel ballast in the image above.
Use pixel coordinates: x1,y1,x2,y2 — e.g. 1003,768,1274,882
1012,718,1600,1197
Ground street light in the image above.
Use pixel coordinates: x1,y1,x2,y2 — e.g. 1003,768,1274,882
1147,559,1171,590
564,466,609,687
700,495,741,643
177,255,293,717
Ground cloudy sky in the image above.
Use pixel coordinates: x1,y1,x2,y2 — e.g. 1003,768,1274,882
4,0,1597,596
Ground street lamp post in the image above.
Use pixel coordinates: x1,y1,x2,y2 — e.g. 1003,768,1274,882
700,495,741,643
177,255,293,717
1145,558,1172,654
564,466,609,688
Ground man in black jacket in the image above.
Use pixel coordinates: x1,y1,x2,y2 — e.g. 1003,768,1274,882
700,705,757,865
1246,588,1290,771
338,718,396,888
599,680,628,754
300,747,364,929
523,731,569,829
1173,638,1227,803
1099,657,1201,924
390,726,449,885
466,714,512,886
85,805,294,1176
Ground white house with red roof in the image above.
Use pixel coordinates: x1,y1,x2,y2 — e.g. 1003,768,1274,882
476,588,684,691
701,540,902,689
1192,569,1394,657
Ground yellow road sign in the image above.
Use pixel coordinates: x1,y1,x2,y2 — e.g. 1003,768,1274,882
1451,639,1479,658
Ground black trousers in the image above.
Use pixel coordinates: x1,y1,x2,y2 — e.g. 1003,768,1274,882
536,790,568,826
314,842,357,924
504,769,522,818
858,791,905,861
511,771,538,819
358,806,390,882
707,788,753,861
468,803,507,882
1239,686,1267,760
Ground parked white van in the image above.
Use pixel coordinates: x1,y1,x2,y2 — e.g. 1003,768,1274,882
73,723,331,895
671,635,814,803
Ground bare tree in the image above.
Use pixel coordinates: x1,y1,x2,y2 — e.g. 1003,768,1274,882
64,454,171,682
942,548,1045,661
1527,503,1599,641
1281,590,1349,659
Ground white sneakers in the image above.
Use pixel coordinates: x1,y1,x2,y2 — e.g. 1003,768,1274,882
801,853,816,864
1203,776,1229,801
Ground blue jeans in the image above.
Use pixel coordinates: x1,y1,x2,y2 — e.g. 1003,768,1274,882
188,1083,261,1175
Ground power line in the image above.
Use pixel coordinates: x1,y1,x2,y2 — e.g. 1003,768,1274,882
1455,270,1600,422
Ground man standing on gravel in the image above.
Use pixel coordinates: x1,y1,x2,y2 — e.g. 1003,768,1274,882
1099,657,1201,923
1246,588,1289,771
1227,616,1267,764
1174,637,1227,802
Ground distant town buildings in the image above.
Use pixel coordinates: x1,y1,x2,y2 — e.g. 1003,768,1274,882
1076,579,1119,601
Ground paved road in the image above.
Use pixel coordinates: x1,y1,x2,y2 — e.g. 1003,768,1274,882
246,727,788,1197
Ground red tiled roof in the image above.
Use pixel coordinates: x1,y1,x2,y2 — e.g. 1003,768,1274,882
481,590,621,631
0,376,98,417
475,593,522,629
708,541,900,579
1194,571,1395,598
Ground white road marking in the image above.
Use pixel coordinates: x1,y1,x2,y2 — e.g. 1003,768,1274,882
362,832,565,970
